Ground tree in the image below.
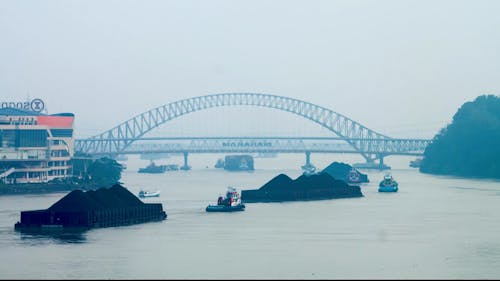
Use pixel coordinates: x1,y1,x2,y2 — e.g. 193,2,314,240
420,95,500,179
71,153,125,187
87,157,125,187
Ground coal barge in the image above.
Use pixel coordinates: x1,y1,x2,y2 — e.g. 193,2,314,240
223,155,254,171
321,162,369,184
241,172,363,203
14,184,167,230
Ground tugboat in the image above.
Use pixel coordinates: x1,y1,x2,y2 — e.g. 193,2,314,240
206,187,245,212
138,161,167,174
378,173,398,192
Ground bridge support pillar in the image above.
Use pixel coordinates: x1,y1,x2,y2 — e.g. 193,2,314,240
377,154,389,170
301,151,316,173
180,152,191,171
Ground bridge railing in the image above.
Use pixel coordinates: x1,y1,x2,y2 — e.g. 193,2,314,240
76,137,431,156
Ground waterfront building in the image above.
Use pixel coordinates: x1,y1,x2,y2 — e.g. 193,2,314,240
0,107,75,184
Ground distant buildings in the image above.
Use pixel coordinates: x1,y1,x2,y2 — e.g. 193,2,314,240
0,107,75,184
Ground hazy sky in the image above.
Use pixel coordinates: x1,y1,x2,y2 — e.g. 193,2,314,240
1,0,499,139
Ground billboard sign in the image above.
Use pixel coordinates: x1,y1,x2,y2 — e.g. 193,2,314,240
0,98,45,113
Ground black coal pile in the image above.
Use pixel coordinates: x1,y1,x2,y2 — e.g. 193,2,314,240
15,184,167,230
241,172,363,203
321,161,369,183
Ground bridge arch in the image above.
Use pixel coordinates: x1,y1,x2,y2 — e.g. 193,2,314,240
76,93,392,161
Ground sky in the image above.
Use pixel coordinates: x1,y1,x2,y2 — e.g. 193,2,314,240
0,0,499,139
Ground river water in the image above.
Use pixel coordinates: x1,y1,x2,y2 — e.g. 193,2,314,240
1,154,499,279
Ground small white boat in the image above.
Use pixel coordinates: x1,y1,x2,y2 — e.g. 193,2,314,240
138,190,161,198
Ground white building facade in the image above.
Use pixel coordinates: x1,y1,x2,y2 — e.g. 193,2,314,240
0,107,75,184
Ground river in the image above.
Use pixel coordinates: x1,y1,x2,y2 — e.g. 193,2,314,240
1,154,499,279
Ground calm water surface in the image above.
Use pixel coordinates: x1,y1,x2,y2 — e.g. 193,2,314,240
1,155,499,279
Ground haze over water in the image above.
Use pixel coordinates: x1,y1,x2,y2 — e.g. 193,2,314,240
1,0,499,279
1,154,499,279
2,0,499,139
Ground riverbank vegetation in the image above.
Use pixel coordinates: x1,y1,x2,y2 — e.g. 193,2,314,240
420,95,500,179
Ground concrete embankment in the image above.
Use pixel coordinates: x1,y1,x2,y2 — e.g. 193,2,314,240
0,182,101,196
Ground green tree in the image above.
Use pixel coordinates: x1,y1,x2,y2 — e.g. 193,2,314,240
71,153,125,186
87,157,125,187
420,95,500,179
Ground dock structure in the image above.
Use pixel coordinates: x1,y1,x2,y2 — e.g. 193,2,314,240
14,184,167,230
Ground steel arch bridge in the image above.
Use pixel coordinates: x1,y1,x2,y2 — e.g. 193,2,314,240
75,93,431,162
